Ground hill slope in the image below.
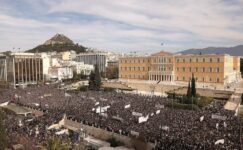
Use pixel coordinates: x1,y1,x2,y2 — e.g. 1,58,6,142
26,33,86,53
178,45,243,56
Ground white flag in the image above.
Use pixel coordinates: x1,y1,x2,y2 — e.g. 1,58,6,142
162,126,169,131
65,93,71,97
224,122,227,128
216,123,219,130
95,102,99,106
132,112,143,117
124,104,131,109
200,116,204,122
156,110,160,114
138,115,149,123
215,139,224,145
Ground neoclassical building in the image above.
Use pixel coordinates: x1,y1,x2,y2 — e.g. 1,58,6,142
0,53,43,87
119,51,241,86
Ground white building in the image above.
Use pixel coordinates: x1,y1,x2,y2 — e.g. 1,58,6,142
60,51,76,61
69,61,93,75
48,67,73,81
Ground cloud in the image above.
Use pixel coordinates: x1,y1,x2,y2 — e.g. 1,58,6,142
0,0,243,52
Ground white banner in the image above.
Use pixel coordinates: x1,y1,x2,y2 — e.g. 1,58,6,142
96,106,110,113
100,98,107,101
65,93,71,97
130,131,139,136
112,116,123,122
215,139,224,145
139,115,149,123
155,104,164,109
212,114,227,120
132,112,143,117
162,126,169,131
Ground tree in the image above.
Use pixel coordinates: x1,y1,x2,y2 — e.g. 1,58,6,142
0,111,7,149
191,73,197,97
106,67,119,79
186,80,191,98
88,71,95,90
41,136,70,150
94,64,101,90
88,64,102,90
241,93,243,105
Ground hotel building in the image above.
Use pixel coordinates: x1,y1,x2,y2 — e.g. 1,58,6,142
119,51,241,86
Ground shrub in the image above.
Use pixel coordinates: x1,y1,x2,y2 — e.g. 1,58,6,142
78,86,88,91
167,102,200,111
104,87,115,92
106,137,124,147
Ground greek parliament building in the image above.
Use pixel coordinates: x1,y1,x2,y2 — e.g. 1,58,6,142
0,53,43,86
119,51,241,86
76,52,107,73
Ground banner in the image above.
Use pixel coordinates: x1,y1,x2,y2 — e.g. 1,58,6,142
65,93,71,97
44,93,52,97
215,139,224,145
130,130,139,136
212,114,227,120
139,115,149,123
96,106,110,113
100,98,107,101
112,116,124,122
155,104,164,109
132,112,143,117
162,126,169,131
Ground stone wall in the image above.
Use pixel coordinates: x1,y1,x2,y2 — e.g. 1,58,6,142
63,118,154,150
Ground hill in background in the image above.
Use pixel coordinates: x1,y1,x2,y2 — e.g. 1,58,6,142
178,45,243,56
26,33,86,53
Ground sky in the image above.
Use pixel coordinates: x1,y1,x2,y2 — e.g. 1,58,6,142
0,0,243,53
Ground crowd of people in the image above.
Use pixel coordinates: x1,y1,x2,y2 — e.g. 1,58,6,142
0,84,242,150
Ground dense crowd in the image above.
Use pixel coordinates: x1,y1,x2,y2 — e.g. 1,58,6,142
0,84,242,150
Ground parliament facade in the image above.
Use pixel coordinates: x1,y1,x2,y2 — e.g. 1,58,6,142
119,51,241,86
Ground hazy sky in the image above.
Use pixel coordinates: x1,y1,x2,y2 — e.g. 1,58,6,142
0,0,243,53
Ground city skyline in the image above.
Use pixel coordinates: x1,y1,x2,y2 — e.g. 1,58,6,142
0,0,243,53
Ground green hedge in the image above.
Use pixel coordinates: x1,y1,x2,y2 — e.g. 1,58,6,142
78,86,88,91
103,87,116,92
106,137,124,147
167,102,200,111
